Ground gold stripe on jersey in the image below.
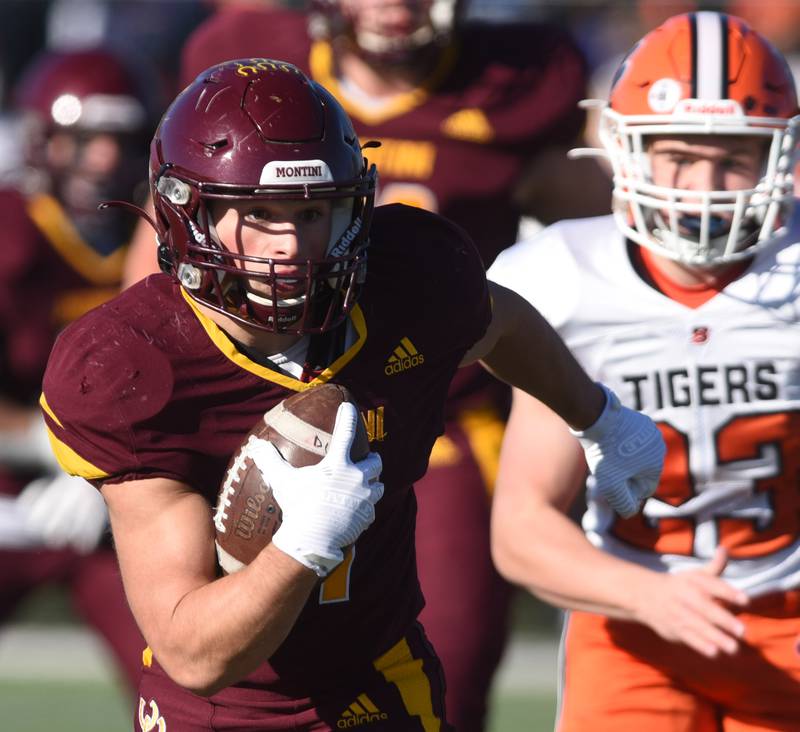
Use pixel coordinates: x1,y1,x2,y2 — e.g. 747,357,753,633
45,426,110,480
428,433,461,467
441,108,494,143
179,288,367,390
374,637,441,732
27,193,126,285
364,140,437,181
319,546,355,604
309,40,458,125
142,646,153,668
52,286,119,327
458,406,505,497
39,394,110,479
39,393,63,428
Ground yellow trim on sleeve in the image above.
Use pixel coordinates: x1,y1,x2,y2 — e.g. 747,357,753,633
39,393,64,429
309,40,458,126
27,193,126,285
44,425,110,480
374,637,441,732
179,288,367,390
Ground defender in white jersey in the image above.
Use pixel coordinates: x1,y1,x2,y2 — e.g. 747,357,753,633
489,11,800,732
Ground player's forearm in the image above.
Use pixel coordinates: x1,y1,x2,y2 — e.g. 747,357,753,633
150,544,317,696
492,499,651,620
479,284,604,430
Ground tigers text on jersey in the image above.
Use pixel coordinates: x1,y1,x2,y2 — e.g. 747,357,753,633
488,213,800,597
40,204,491,696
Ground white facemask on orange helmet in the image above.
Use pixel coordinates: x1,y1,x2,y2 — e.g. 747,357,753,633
578,12,800,266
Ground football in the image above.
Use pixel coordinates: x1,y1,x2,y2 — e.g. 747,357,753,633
213,383,370,574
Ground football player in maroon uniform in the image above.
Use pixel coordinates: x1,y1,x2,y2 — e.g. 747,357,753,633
41,60,662,731
121,4,612,727
0,47,154,692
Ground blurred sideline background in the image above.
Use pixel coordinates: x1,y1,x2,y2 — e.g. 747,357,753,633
2,1,799,730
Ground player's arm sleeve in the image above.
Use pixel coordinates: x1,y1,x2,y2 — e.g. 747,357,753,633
431,217,493,354
39,314,176,487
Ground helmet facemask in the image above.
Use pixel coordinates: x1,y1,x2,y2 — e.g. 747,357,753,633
154,166,376,335
601,109,799,266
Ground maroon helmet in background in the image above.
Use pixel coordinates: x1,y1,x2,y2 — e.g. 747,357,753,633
150,58,377,335
13,48,155,255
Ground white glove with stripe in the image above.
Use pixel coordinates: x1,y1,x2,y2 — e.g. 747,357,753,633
246,402,384,577
570,384,665,518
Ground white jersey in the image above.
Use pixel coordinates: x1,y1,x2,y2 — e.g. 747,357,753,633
488,213,800,597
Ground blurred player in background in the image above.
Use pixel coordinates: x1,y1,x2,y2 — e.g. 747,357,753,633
122,3,611,727
40,58,662,731
489,11,800,730
0,47,156,693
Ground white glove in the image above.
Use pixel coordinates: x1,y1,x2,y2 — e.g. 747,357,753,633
570,384,665,518
17,473,109,554
246,401,384,577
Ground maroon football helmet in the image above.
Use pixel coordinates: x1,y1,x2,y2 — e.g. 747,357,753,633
150,59,377,335
13,48,153,254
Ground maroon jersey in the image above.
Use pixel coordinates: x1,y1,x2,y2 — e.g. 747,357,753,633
0,187,124,495
40,205,491,695
181,7,587,414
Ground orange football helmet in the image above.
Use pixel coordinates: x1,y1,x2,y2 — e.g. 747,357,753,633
599,11,800,265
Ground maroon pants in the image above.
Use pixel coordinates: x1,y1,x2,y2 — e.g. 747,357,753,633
415,408,514,732
0,546,145,691
136,623,452,731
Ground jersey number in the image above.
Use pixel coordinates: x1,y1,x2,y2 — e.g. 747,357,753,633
319,546,355,604
611,412,800,558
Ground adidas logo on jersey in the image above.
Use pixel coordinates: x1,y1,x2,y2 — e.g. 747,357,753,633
384,337,424,376
337,694,388,728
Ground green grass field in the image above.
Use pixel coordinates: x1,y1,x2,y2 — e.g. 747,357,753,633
0,679,556,732
0,590,560,731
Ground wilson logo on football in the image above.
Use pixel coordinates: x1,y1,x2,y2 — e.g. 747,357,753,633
384,337,424,376
337,695,388,728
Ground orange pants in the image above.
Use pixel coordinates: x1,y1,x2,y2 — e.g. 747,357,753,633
559,593,800,732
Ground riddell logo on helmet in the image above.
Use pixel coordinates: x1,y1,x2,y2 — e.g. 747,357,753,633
260,159,333,185
675,99,742,116
329,217,363,258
